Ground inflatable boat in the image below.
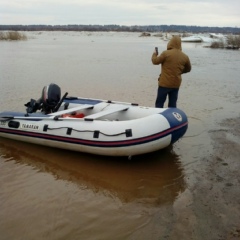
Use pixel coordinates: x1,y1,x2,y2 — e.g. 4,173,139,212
0,84,188,157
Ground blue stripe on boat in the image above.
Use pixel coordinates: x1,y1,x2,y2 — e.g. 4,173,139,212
63,98,102,105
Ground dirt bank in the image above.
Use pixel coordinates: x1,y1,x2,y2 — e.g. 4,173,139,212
130,117,240,240
182,117,240,240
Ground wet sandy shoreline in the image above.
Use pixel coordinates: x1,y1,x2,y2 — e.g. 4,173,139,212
130,116,240,240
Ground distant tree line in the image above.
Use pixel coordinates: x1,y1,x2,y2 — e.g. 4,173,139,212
0,24,239,34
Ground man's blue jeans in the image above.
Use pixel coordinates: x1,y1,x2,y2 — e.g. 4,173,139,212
155,86,179,108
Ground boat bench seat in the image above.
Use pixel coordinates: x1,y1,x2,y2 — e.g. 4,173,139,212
84,105,128,121
49,104,94,117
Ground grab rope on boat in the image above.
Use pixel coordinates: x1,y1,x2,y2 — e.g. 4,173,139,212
43,125,132,138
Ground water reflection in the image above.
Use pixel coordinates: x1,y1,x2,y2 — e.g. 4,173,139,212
0,137,185,205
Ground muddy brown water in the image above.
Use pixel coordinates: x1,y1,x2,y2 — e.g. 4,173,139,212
0,32,240,240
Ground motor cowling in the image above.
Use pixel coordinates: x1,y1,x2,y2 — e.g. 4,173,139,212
41,83,61,114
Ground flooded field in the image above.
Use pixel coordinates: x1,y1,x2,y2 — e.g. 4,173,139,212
0,31,240,240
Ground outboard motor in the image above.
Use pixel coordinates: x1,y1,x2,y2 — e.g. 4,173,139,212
41,83,61,114
25,83,63,114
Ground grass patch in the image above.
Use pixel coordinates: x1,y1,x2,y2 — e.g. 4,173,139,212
210,40,225,48
226,35,240,48
0,31,27,41
210,35,240,49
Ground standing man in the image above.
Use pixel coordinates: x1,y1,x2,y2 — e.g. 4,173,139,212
152,35,191,108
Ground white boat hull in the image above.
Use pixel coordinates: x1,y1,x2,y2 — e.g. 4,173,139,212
0,97,188,156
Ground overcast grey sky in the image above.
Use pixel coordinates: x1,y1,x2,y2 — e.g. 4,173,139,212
1,0,240,27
